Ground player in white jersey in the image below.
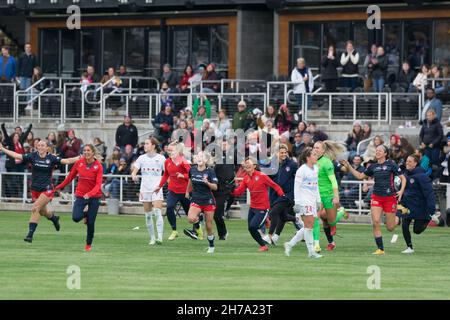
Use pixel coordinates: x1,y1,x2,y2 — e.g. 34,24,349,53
131,137,166,245
285,147,323,259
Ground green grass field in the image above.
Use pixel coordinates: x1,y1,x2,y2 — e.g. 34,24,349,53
0,211,449,300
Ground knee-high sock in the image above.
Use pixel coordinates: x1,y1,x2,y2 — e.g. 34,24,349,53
154,208,164,241
304,228,314,256
288,228,304,247
145,212,155,240
313,217,320,242
329,207,345,227
402,218,412,249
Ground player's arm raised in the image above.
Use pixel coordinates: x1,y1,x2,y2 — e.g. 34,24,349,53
61,155,81,165
340,160,367,180
0,144,24,161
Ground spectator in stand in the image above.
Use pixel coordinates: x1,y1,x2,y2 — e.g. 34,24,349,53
362,122,372,140
161,63,178,89
307,122,328,143
419,109,443,167
118,65,129,90
232,101,249,130
202,63,220,93
30,66,44,106
115,115,138,150
86,65,100,83
371,46,388,92
339,154,365,208
16,43,37,108
101,67,122,89
260,105,277,129
61,130,81,159
291,121,307,142
389,134,407,167
276,104,293,136
217,109,231,138
363,44,378,92
292,131,310,158
189,64,206,93
0,46,16,83
397,60,415,91
421,88,443,122
160,81,174,107
363,134,384,163
173,120,194,151
179,65,194,93
26,131,34,148
340,40,360,92
93,137,107,161
345,120,364,159
121,144,136,167
322,45,339,92
103,156,131,199
439,133,450,184
153,105,174,144
430,64,445,94
416,148,432,176
193,95,211,120
45,132,56,147
194,105,210,131
259,119,280,149
410,64,430,92
1,123,32,198
291,58,314,107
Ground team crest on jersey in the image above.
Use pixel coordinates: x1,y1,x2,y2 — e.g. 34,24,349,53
255,176,259,181
79,162,84,167
286,167,290,172
410,178,415,184
382,166,387,170
46,159,50,164
94,165,98,170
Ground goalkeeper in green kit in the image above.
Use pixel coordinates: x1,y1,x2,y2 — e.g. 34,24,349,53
312,141,349,252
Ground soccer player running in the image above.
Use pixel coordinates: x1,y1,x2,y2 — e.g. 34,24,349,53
284,147,323,258
185,151,218,253
340,145,406,255
263,144,302,245
131,138,166,245
154,141,203,240
55,144,103,252
0,141,80,243
313,141,348,252
231,157,285,252
398,154,436,254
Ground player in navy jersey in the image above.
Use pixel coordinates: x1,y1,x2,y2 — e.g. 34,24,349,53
0,140,80,243
341,145,406,255
185,151,218,253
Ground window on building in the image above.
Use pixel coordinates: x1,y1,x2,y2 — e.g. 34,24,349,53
383,22,401,69
40,29,59,75
61,30,79,77
292,24,321,72
211,25,229,74
81,29,98,73
353,22,370,66
191,26,209,67
404,21,432,71
434,20,450,66
172,28,190,71
103,28,123,72
125,28,145,75
323,22,350,58
147,29,161,78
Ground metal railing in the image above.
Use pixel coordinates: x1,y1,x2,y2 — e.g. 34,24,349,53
303,92,389,125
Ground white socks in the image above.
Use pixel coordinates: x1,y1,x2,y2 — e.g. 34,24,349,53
304,228,314,256
288,228,304,247
154,208,164,241
145,212,155,241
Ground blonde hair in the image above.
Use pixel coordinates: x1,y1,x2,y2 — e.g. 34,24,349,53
315,140,346,161
84,143,103,161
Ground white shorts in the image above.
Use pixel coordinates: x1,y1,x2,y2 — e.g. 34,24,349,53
297,204,317,217
139,189,164,202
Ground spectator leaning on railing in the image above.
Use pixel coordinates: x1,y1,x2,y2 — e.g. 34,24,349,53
0,46,16,83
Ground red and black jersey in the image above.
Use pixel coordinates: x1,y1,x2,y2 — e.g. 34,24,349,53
56,158,103,198
22,152,61,192
231,170,284,210
158,157,191,194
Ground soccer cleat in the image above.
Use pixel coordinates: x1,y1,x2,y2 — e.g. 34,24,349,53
85,245,92,252
196,225,204,240
52,215,61,231
309,253,323,259
261,234,271,245
23,236,33,243
342,207,349,219
390,234,398,244
314,243,322,253
326,242,336,251
258,245,269,252
168,231,179,241
156,239,163,245
219,233,228,240
330,225,337,236
207,247,215,254
372,249,385,255
149,238,156,245
284,242,292,257
401,247,414,254
271,234,279,246
183,228,198,240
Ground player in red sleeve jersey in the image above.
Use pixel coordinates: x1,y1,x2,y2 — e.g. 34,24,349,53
56,144,103,252
231,157,285,252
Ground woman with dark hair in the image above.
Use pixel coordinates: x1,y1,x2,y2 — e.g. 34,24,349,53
321,45,339,92
341,145,406,255
202,63,220,93
180,64,194,92
276,104,293,136
371,46,388,92
398,61,415,91
345,120,364,158
131,137,166,245
398,154,436,253
55,144,103,252
410,64,430,92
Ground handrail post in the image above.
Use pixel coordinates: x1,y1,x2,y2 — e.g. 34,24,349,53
353,94,357,121
23,173,27,204
284,83,287,105
358,182,362,215
38,95,41,123
120,176,123,204
328,93,332,125
378,93,381,127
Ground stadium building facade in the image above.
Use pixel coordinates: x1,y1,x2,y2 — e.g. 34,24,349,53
0,0,449,80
